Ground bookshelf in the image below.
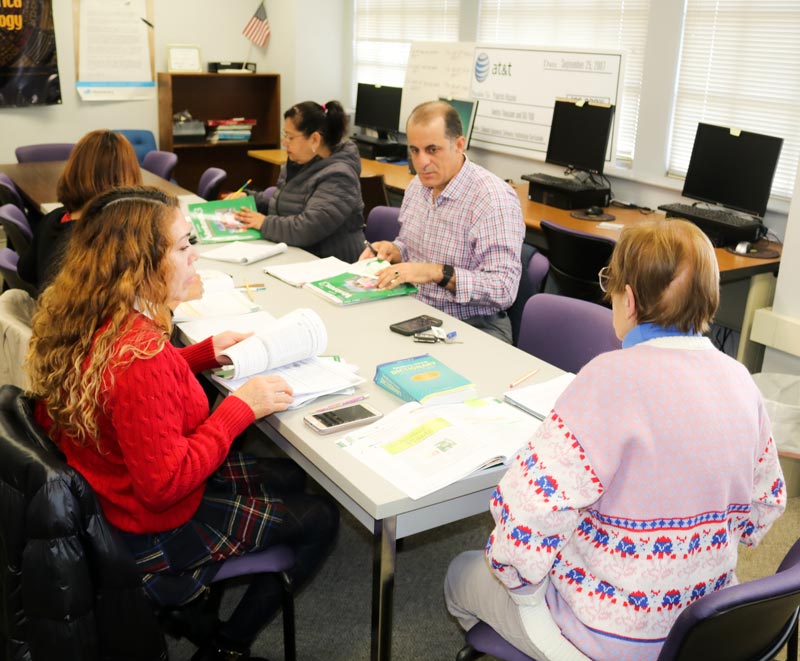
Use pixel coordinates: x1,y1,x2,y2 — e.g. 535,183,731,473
157,73,281,193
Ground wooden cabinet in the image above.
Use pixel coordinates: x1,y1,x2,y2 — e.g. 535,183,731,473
157,73,281,193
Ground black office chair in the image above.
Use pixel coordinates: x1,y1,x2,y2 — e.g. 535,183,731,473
540,219,616,305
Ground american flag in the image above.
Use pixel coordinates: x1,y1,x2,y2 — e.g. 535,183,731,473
243,2,271,47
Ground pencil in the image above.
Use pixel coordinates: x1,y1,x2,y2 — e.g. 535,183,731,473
243,280,255,302
312,393,369,414
508,368,539,389
233,178,252,195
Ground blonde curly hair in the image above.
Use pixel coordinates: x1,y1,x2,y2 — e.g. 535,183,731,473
27,186,180,447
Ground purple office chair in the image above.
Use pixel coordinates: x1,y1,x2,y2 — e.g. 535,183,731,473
517,293,621,374
0,204,33,255
197,167,228,201
0,248,36,296
115,129,158,165
264,186,278,202
0,174,24,210
540,219,616,305
142,150,179,181
508,243,550,346
457,536,800,661
364,205,401,242
15,143,75,163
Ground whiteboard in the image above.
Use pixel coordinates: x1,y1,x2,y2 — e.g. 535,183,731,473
399,43,623,164
399,41,476,131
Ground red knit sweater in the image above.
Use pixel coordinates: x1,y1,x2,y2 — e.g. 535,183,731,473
36,313,255,534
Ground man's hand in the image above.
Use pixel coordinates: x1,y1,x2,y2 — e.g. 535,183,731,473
358,240,401,263
375,263,444,289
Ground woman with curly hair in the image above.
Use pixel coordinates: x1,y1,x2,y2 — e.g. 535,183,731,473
27,186,339,661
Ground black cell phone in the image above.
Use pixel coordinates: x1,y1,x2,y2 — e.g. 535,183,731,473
389,315,444,336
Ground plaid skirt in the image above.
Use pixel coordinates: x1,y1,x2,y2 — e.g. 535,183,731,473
120,452,287,606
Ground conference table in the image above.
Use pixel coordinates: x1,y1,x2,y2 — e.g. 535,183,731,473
193,243,558,661
248,149,782,372
0,160,191,213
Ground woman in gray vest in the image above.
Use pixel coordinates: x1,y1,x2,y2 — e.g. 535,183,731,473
232,100,366,262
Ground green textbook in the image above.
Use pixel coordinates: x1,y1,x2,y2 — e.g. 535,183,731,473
188,196,262,243
374,354,477,406
304,268,417,306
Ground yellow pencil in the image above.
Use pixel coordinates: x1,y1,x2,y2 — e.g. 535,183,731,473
233,178,252,195
243,280,255,302
508,368,539,389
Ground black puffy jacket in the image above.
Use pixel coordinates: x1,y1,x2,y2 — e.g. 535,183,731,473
0,385,166,661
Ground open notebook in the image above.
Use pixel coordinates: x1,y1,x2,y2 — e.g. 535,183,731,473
503,373,576,420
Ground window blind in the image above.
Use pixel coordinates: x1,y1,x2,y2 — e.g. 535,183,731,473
477,0,650,163
669,0,800,201
353,0,461,87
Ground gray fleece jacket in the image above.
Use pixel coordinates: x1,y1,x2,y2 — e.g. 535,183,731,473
254,140,366,262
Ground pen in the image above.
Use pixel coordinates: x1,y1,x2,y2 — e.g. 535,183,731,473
363,240,378,257
508,368,539,389
233,178,252,195
312,393,369,414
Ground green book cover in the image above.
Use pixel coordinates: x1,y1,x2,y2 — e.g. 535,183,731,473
374,353,477,406
305,271,417,306
187,196,262,244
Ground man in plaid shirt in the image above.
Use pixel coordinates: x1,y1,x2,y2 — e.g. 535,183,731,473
363,100,525,343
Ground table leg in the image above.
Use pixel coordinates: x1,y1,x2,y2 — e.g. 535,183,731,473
371,516,397,661
737,272,777,372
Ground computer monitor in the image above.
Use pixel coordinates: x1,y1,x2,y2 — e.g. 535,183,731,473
681,123,783,218
354,83,403,140
545,99,615,175
438,97,477,148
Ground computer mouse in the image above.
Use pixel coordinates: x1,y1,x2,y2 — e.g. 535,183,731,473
734,241,752,255
586,205,603,216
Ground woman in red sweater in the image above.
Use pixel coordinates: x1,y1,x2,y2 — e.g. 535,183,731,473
27,186,339,661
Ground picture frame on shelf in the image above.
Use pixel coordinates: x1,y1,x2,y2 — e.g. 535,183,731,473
167,44,202,73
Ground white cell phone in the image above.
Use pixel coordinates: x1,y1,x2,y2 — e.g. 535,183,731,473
303,402,383,435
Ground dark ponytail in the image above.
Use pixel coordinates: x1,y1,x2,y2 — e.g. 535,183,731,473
284,100,348,148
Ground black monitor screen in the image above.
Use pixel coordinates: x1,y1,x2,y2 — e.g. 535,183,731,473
545,100,615,175
439,97,477,149
681,123,783,218
354,83,402,138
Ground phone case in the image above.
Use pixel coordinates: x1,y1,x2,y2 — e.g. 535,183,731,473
389,315,443,336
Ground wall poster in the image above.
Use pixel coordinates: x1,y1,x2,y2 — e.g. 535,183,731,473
0,0,62,108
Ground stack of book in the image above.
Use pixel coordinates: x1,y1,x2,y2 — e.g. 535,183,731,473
206,118,256,143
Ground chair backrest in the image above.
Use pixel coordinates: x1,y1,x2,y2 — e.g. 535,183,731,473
365,205,401,243
518,293,621,373
0,248,36,297
264,186,278,202
0,289,35,389
14,143,75,163
0,384,167,660
508,243,550,346
360,174,389,223
115,129,158,165
142,150,178,181
657,536,800,661
0,173,24,210
197,167,228,201
540,219,616,304
0,203,33,255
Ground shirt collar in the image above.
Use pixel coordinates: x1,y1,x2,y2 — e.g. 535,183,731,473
430,153,470,203
622,322,701,349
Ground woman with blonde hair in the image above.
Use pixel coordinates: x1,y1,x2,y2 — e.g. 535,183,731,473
445,219,785,661
27,186,339,661
18,129,142,293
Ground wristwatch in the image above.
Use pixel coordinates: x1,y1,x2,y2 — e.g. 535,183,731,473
438,264,454,288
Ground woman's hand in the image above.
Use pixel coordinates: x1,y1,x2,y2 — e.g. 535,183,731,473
233,208,266,230
233,376,294,418
213,331,254,364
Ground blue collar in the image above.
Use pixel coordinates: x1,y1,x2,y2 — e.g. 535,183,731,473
622,323,699,349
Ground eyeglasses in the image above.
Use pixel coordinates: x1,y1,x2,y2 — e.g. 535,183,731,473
281,131,304,143
598,266,611,293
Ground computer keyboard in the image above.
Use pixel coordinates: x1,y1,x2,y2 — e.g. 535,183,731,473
657,203,763,246
522,173,597,192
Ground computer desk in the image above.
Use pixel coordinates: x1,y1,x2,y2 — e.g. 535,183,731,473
0,161,191,213
247,149,781,372
195,243,559,661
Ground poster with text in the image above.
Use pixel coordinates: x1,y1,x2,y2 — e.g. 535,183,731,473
0,0,62,108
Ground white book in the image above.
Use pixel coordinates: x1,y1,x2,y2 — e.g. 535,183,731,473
503,372,576,420
264,256,389,287
337,397,538,500
203,240,288,264
172,269,262,322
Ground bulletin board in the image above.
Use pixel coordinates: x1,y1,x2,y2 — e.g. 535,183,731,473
400,43,623,164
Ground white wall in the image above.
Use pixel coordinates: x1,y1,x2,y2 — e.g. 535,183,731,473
0,0,346,162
